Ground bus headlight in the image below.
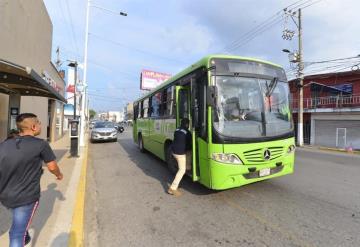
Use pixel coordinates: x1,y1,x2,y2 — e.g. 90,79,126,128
287,145,296,154
211,153,243,164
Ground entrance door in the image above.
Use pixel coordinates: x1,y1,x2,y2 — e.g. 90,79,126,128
336,128,346,149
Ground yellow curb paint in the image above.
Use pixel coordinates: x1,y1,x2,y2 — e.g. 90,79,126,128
68,145,89,247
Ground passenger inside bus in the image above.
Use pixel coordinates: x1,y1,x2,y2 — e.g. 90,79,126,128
224,97,246,121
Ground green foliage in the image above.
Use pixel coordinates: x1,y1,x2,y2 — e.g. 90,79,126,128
89,109,96,119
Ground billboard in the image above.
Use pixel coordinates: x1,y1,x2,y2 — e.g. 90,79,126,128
140,69,171,90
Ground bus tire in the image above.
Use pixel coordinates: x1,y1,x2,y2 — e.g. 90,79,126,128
166,145,178,174
138,134,145,153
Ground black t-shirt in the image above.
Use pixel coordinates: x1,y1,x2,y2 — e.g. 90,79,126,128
171,128,192,155
0,136,56,208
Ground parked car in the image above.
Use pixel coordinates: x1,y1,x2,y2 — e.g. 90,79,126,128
89,120,99,129
90,121,118,142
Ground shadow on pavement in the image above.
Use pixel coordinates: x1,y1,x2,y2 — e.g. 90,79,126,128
0,205,11,237
117,136,216,196
30,183,65,246
50,231,75,247
53,149,67,163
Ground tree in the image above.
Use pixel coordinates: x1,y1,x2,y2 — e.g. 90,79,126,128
89,109,97,119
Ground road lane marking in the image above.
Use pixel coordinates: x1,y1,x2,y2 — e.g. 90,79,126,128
219,193,313,247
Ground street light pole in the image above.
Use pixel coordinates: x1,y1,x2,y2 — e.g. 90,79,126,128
297,8,304,147
79,0,91,147
79,1,127,147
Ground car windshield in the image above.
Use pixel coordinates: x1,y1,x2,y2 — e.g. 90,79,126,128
213,76,293,138
94,122,115,128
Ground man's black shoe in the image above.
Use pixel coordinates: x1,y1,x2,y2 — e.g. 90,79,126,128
25,231,31,246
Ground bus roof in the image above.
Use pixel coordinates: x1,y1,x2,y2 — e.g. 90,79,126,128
134,54,283,102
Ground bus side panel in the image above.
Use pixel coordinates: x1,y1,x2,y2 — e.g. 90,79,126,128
159,119,176,160
148,119,165,160
197,138,211,188
137,118,150,148
133,120,138,143
144,118,156,154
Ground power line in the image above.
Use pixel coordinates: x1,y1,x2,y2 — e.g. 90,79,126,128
89,33,187,64
301,0,325,9
223,0,310,52
225,17,285,53
64,0,81,59
307,55,360,64
57,0,80,60
223,0,320,53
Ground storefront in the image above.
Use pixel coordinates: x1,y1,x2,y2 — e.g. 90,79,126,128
0,0,66,142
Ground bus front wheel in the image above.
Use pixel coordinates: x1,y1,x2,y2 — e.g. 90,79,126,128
166,145,178,174
138,134,145,153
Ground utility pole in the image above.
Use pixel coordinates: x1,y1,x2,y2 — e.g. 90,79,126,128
297,8,304,147
282,8,304,146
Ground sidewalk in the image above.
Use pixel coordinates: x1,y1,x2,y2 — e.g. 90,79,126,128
0,134,87,247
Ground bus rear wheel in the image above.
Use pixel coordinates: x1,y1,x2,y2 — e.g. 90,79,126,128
166,145,178,174
138,134,145,153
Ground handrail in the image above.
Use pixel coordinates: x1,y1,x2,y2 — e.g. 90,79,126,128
291,94,360,110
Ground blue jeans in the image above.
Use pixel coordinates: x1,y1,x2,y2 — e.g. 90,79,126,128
9,201,38,247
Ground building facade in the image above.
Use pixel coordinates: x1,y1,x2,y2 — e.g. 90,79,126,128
290,71,360,149
0,0,66,141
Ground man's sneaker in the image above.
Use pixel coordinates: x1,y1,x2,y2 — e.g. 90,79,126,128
168,188,182,197
25,231,31,246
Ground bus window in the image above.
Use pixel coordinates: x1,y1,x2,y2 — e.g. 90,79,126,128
134,103,138,120
178,89,189,119
160,89,167,116
166,86,175,117
143,98,149,118
150,93,162,118
139,101,143,118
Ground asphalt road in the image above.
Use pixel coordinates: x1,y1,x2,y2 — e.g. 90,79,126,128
84,129,360,247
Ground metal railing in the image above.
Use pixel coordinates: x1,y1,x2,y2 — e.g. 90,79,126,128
291,94,360,110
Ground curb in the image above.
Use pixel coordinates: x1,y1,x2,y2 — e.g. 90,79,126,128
318,147,360,155
300,145,360,155
68,145,89,247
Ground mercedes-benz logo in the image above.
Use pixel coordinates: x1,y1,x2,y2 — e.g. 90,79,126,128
263,149,271,160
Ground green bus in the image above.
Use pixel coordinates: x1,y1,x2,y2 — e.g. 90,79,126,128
133,55,295,190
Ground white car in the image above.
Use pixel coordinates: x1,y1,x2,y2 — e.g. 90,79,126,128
90,121,118,142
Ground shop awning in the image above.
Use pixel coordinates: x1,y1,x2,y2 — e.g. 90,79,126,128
309,81,352,95
0,59,66,102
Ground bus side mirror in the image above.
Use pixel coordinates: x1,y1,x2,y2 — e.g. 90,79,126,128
207,86,217,107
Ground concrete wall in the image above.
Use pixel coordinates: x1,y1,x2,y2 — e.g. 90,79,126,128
0,0,51,76
0,0,65,141
20,97,48,140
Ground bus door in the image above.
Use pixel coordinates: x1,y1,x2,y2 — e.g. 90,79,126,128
176,85,199,181
175,86,190,127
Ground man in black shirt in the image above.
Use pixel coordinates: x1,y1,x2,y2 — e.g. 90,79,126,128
168,118,192,196
0,113,63,247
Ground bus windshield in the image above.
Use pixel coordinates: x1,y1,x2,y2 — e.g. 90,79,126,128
213,76,293,139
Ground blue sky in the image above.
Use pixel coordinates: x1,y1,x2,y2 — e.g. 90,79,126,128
43,0,360,112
